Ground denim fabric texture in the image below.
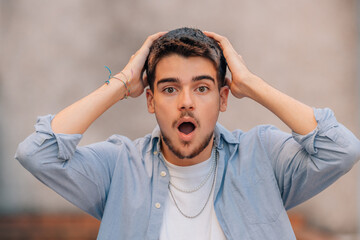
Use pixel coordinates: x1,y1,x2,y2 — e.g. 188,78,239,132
15,108,360,240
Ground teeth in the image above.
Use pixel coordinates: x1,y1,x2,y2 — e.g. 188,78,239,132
178,122,195,135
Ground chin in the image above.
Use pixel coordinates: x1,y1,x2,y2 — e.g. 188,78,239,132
161,131,214,160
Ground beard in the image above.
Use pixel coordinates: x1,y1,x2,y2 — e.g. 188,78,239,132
161,130,214,159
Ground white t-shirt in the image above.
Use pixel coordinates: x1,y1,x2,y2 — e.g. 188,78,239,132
159,151,226,240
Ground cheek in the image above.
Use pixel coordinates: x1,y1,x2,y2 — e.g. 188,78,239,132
198,103,220,125
154,102,175,127
199,95,221,112
207,111,220,125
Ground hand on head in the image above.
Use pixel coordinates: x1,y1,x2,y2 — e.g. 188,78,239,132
204,31,259,99
122,29,260,100
120,31,167,98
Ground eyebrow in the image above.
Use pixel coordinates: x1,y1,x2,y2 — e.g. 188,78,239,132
156,75,215,87
157,78,179,86
193,75,215,83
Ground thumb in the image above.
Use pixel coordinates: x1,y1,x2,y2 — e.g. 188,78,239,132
142,74,149,88
225,77,232,88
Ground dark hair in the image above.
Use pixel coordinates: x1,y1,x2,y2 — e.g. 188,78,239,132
145,27,227,91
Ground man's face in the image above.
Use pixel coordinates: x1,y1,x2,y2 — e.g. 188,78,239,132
146,54,229,165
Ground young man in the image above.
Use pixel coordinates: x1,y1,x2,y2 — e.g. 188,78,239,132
16,28,360,239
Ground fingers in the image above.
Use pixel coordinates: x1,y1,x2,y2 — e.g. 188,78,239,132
131,31,168,65
142,74,149,87
141,31,168,50
204,31,249,72
126,31,167,71
225,77,232,88
204,31,243,73
129,31,167,63
124,31,167,97
203,31,237,55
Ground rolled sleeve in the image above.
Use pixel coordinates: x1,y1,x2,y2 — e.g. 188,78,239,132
16,115,82,160
292,108,360,167
271,108,360,209
292,108,338,155
15,115,120,219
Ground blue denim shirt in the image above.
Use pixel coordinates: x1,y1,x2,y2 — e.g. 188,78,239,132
16,108,360,240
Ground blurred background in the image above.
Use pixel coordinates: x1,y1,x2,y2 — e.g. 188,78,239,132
1,0,359,239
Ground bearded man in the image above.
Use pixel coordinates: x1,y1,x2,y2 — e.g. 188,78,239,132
16,27,360,239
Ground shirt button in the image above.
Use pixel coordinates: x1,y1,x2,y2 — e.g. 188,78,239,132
160,171,167,177
153,151,158,155
155,203,161,209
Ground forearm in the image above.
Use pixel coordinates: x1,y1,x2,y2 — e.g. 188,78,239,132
244,76,317,135
51,32,166,134
204,31,317,134
15,115,118,219
52,77,126,134
267,108,360,208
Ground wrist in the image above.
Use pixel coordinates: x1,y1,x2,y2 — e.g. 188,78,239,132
102,78,128,102
248,77,272,103
235,74,266,99
112,71,131,99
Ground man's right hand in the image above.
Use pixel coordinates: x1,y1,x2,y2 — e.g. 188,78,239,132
119,32,166,98
51,32,166,134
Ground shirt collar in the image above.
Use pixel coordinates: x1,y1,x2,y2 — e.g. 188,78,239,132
148,122,240,153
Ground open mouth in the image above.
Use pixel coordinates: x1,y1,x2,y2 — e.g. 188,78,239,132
178,122,196,135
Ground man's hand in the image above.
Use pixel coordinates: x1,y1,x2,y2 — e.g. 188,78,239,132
205,31,317,135
51,32,166,134
119,32,166,98
204,31,261,99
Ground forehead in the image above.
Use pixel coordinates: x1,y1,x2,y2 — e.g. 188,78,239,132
154,54,217,84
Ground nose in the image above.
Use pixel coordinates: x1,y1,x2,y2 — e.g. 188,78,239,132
178,89,195,111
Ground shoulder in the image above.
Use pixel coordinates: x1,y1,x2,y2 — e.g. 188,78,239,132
218,123,295,165
104,133,153,156
233,125,280,138
217,122,288,145
106,134,133,146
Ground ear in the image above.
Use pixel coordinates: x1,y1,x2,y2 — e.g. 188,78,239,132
146,89,155,113
219,84,229,112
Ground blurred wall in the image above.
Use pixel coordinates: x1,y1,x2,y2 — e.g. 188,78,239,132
1,0,359,236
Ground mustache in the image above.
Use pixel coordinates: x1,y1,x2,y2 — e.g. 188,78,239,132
172,111,200,128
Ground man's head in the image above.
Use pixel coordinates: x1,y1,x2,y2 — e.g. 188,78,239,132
145,27,227,91
145,28,229,166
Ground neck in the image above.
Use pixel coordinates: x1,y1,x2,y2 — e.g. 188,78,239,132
161,138,214,166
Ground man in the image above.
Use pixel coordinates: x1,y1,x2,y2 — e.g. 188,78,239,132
16,28,360,239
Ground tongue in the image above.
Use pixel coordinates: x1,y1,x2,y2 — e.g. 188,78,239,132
178,122,195,135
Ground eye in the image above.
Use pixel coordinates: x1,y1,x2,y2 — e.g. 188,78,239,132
197,86,209,93
164,87,176,94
